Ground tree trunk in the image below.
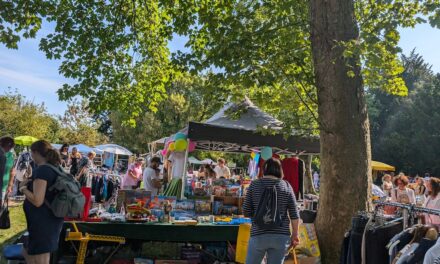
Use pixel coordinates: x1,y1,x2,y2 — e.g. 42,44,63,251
309,0,372,263
301,155,317,195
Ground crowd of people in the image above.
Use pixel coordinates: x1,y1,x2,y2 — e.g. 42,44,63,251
5,135,439,264
380,173,440,226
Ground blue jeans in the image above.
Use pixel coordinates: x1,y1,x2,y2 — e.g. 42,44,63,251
246,234,291,264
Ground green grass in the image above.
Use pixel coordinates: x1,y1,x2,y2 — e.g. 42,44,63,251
0,204,27,264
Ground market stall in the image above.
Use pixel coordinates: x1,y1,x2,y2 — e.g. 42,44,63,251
156,98,319,199
53,98,321,264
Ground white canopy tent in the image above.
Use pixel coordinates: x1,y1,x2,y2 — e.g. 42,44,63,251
188,156,203,164
70,144,103,154
95,144,133,156
51,143,103,154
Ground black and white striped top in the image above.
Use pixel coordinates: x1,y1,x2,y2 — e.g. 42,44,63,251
243,177,299,237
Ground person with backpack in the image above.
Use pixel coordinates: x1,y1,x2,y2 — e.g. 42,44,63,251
243,157,300,264
19,140,67,264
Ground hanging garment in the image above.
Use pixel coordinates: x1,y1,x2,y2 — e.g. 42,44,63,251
347,215,369,264
100,175,108,201
258,158,265,179
106,180,115,202
423,238,440,264
340,232,351,264
388,229,414,263
394,243,419,264
281,157,299,197
14,152,32,182
94,177,103,202
396,238,436,264
364,221,403,264
298,159,305,199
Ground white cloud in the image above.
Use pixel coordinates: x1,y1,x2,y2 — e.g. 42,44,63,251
0,66,62,93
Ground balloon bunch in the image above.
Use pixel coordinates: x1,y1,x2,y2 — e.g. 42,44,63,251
161,133,196,156
250,146,273,161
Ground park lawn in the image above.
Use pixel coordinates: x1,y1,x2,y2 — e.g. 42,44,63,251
0,204,26,263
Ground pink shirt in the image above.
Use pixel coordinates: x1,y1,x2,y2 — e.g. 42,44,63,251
122,164,143,188
424,194,440,226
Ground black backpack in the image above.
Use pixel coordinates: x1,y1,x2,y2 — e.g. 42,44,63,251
254,179,285,229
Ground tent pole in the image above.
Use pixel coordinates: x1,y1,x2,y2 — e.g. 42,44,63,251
180,146,190,199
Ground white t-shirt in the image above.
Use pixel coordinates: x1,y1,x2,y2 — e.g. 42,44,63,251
168,152,185,179
143,167,160,196
391,188,416,204
214,166,231,178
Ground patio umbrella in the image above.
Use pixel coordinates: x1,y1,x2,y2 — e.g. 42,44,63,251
95,144,133,156
14,136,39,146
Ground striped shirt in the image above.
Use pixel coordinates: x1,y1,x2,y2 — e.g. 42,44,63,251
243,177,299,237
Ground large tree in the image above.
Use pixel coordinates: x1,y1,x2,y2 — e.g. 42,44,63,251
58,99,107,146
3,0,440,260
370,54,440,176
310,0,372,262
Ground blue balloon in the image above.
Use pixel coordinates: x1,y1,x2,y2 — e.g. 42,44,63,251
261,147,273,160
174,132,187,141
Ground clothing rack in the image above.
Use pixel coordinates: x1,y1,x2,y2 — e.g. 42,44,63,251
373,200,440,229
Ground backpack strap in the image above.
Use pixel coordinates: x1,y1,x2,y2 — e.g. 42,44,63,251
40,163,64,192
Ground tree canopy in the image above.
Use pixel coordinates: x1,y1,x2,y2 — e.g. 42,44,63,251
369,51,440,176
0,90,106,146
3,0,440,131
0,89,59,141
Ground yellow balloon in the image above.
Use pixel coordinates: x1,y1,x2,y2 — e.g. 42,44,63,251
250,152,256,159
175,139,188,151
168,142,175,151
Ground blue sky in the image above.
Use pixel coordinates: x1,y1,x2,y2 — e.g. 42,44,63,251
0,23,439,115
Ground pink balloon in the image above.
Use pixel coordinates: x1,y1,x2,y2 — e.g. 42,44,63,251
188,141,196,152
161,149,167,156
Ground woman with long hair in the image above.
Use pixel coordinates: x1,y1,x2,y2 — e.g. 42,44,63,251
414,176,427,196
59,144,69,168
423,177,440,226
20,140,64,264
68,147,81,176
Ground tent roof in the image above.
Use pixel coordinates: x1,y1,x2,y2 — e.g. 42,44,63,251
204,97,283,131
95,144,133,156
372,161,395,172
188,122,320,154
188,157,202,164
70,144,103,154
151,98,320,154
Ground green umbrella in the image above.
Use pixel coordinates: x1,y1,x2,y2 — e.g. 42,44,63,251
14,136,39,146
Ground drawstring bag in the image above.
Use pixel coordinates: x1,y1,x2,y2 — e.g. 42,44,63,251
0,195,10,229
254,179,284,229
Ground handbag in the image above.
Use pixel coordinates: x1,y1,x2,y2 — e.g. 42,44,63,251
0,195,10,229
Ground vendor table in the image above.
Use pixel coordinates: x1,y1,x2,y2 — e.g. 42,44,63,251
64,222,240,242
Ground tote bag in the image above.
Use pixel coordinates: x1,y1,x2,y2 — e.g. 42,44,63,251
0,196,10,229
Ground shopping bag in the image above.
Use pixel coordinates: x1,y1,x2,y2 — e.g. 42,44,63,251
0,196,10,229
235,223,251,264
